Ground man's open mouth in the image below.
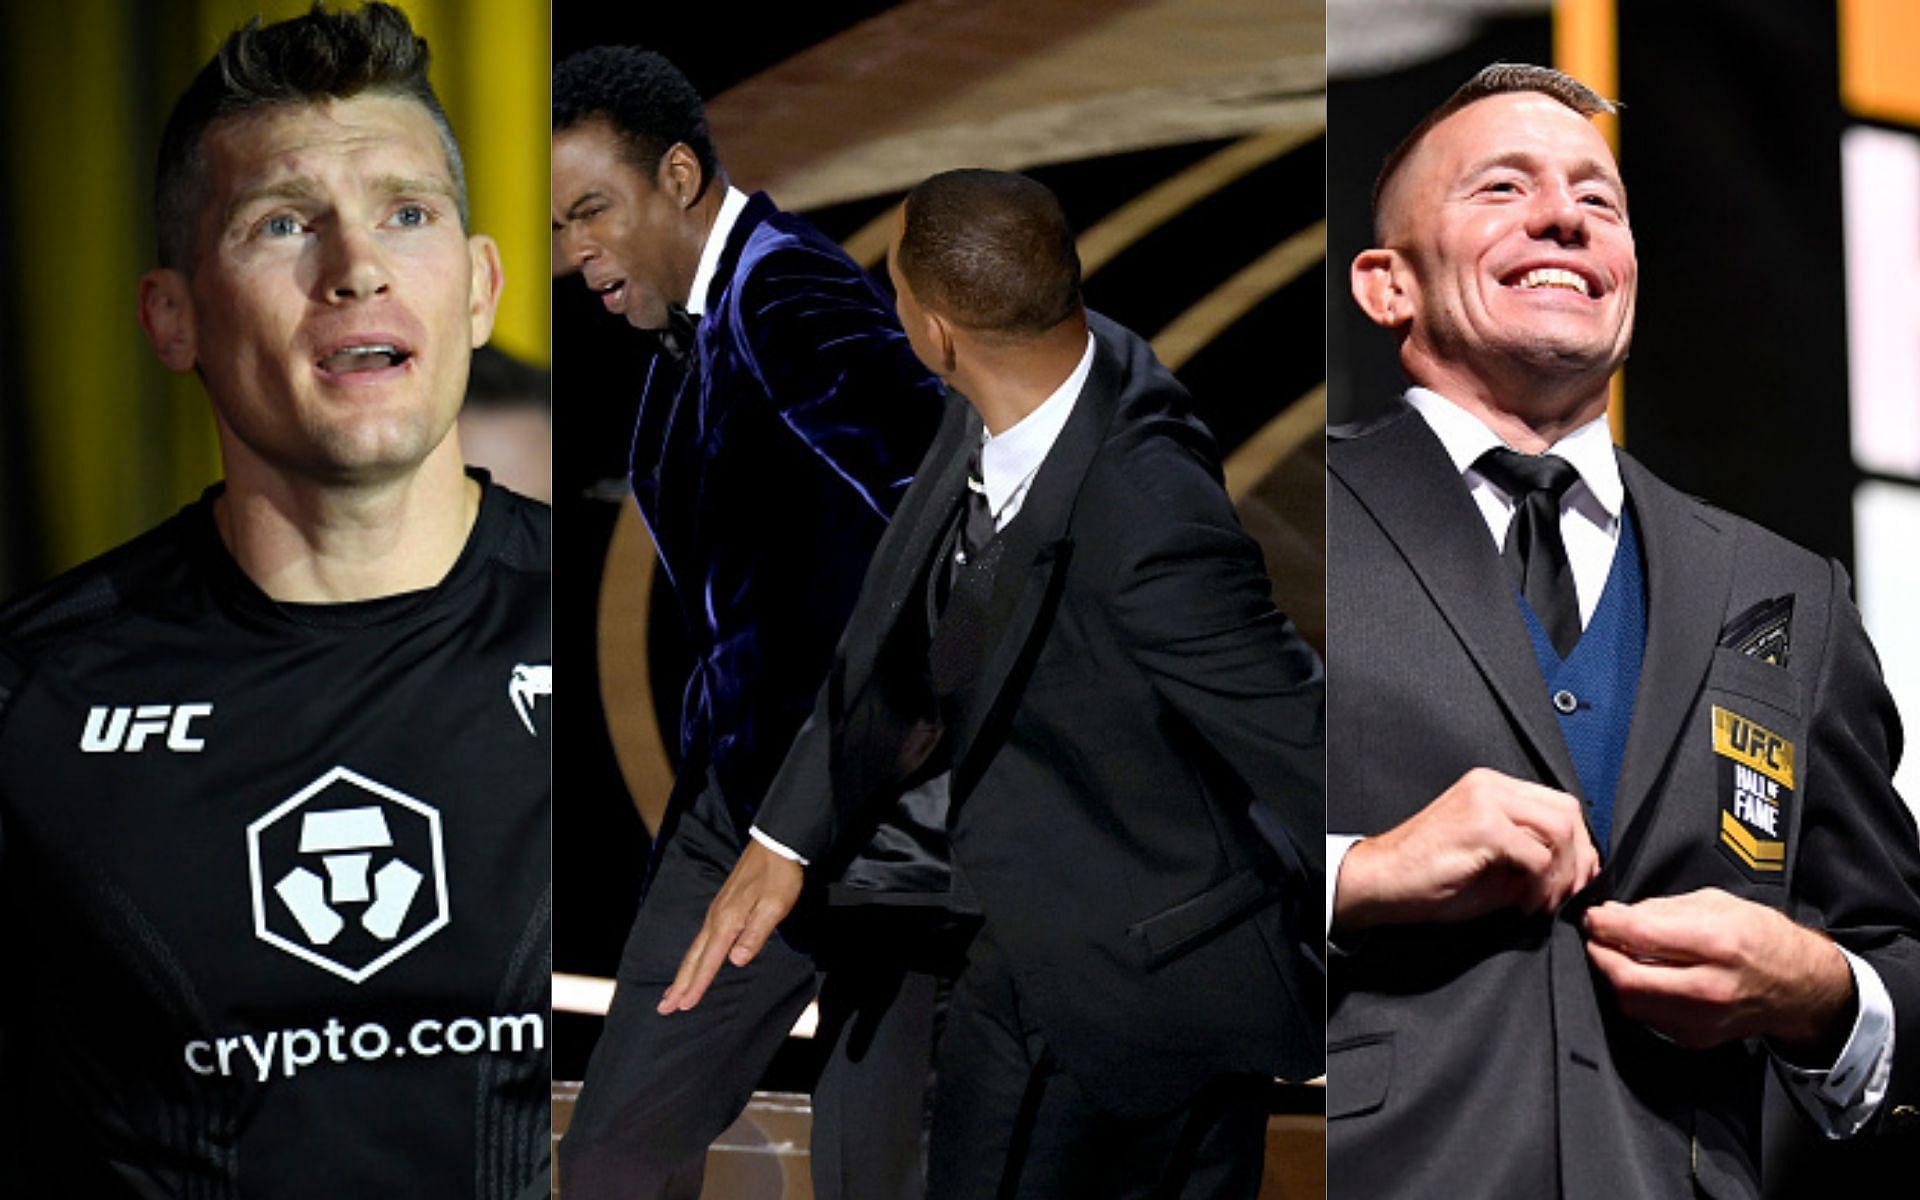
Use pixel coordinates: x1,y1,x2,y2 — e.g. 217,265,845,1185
317,343,413,376
595,278,627,310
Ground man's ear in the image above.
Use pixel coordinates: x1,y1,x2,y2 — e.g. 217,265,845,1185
138,269,197,372
922,308,958,376
1351,248,1411,332
658,142,705,209
466,234,506,348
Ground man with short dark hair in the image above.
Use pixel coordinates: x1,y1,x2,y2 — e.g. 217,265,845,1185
0,6,548,1196
1327,63,1920,1198
551,45,954,1200
664,168,1325,1200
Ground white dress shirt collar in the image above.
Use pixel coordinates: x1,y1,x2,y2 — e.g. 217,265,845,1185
685,186,749,318
1404,386,1622,521
977,332,1098,527
1405,386,1622,626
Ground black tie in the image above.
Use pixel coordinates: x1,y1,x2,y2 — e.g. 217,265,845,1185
1475,447,1582,658
943,448,996,603
927,449,1001,692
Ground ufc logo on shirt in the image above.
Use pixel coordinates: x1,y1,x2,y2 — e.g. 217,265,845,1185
80,703,214,753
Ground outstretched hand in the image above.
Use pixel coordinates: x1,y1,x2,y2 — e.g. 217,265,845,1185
656,840,805,1014
1333,767,1600,934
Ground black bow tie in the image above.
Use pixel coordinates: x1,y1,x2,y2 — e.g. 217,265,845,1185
655,302,699,368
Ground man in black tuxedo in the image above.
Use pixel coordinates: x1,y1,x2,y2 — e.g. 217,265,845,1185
1327,64,1920,1198
552,47,956,1200
662,169,1325,1199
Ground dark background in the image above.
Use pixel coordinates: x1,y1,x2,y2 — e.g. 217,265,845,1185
1327,4,1855,570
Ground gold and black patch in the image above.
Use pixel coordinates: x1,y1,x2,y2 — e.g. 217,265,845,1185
1712,706,1793,879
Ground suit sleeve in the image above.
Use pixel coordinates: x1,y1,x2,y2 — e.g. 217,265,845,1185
1093,426,1326,885
732,245,945,521
1795,558,1920,1124
749,395,973,871
749,687,840,868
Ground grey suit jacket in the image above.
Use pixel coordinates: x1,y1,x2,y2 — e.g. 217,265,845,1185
1326,400,1920,1200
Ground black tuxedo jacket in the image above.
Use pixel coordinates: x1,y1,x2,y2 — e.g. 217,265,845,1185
1327,400,1920,1200
757,313,1325,1119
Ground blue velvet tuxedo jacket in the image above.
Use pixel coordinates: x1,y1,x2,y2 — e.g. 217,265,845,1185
629,193,943,850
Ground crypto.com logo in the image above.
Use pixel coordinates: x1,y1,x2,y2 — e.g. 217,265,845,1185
247,767,450,984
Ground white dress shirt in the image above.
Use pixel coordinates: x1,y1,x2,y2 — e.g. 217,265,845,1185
748,334,1097,867
1327,389,1893,1136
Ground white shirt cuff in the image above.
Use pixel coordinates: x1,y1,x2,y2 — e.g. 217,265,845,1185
1327,834,1363,937
1774,945,1894,1139
748,825,809,867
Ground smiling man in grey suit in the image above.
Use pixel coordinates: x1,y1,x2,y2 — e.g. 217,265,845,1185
1326,63,1920,1199
659,168,1325,1199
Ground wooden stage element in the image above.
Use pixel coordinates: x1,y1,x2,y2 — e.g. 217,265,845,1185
552,1084,1325,1199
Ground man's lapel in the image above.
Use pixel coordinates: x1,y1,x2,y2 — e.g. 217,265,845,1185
1332,403,1582,795
702,192,777,315
1607,454,1733,859
945,334,1120,792
840,395,976,691
631,196,780,555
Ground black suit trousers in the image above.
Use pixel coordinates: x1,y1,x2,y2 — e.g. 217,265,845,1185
559,782,943,1200
928,928,1268,1200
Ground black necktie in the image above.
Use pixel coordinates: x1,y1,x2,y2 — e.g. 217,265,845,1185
927,449,1001,692
1475,447,1582,658
942,448,996,604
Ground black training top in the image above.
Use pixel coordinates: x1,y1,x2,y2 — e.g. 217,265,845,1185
0,475,550,1199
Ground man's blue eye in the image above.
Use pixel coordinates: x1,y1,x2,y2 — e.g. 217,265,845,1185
393,205,429,227
264,214,301,237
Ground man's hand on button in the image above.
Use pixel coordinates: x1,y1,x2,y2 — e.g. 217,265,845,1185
1332,767,1600,935
1584,888,1855,1058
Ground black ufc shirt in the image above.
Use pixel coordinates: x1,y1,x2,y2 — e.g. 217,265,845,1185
0,477,549,1199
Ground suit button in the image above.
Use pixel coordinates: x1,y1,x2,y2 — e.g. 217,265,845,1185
1553,689,1578,714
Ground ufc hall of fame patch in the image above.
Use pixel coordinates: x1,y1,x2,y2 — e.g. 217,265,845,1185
1712,705,1794,881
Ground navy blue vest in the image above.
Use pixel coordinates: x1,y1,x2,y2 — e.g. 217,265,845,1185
1517,507,1647,854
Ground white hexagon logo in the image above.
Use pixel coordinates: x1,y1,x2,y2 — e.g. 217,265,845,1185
247,766,450,984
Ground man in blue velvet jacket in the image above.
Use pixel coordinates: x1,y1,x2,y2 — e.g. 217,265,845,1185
552,47,954,1200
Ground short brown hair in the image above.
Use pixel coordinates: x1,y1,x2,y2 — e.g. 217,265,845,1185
898,169,1081,338
1372,63,1617,242
154,2,466,272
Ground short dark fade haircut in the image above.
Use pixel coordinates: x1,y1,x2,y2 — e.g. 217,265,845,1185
1372,63,1618,241
154,2,467,272
553,47,718,188
898,169,1082,338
